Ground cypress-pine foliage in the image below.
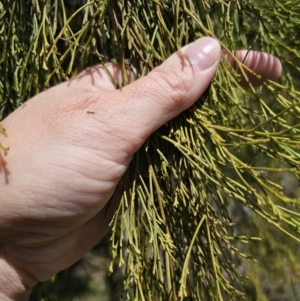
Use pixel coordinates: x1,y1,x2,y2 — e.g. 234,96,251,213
1,1,300,300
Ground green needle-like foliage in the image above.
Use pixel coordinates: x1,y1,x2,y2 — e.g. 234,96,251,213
1,1,300,300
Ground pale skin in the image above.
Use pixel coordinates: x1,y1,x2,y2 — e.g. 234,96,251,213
0,37,282,301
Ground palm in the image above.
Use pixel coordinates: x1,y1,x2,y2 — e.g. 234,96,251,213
0,67,133,282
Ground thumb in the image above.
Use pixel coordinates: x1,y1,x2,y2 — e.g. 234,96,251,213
109,37,220,149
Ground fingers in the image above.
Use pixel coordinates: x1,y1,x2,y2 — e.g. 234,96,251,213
71,47,281,94
67,39,282,155
229,50,282,86
105,37,221,151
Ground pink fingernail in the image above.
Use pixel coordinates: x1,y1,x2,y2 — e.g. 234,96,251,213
182,37,221,71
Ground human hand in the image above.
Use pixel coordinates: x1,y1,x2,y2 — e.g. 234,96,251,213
0,37,281,301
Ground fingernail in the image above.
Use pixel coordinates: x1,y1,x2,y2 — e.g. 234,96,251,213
182,37,221,71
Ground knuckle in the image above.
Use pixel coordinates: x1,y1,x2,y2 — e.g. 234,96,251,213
148,65,190,104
